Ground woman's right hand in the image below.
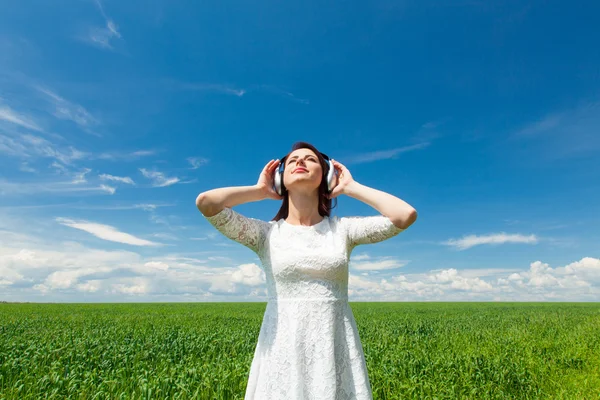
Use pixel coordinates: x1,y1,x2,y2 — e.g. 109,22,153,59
256,159,284,200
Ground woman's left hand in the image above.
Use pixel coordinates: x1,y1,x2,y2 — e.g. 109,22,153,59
327,159,354,199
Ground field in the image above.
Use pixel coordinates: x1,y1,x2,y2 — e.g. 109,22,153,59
1,302,599,399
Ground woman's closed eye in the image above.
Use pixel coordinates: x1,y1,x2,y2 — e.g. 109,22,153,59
288,157,317,165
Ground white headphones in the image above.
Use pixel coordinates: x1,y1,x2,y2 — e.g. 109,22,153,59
273,152,337,197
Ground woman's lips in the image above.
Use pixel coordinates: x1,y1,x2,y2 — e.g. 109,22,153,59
293,168,308,173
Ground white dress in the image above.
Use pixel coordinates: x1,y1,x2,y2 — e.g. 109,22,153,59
204,207,405,400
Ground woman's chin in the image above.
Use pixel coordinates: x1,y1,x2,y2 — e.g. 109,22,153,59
285,182,320,193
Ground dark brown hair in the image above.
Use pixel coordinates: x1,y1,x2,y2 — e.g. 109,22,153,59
271,141,338,221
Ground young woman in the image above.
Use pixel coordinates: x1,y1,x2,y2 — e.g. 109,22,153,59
196,141,417,399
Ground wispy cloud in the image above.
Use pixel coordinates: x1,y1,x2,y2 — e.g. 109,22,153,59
421,121,440,129
442,232,539,250
71,168,92,184
251,85,309,104
139,168,180,187
55,217,162,246
35,86,99,135
411,119,448,142
178,82,246,97
516,114,563,136
133,203,181,230
99,184,116,194
134,203,160,211
187,157,209,169
49,161,69,174
351,256,409,271
343,143,431,164
173,81,309,103
96,149,157,161
0,132,88,164
150,233,178,241
19,162,36,173
427,268,493,292
0,178,116,196
83,0,123,51
99,173,135,185
0,106,43,132
510,101,600,160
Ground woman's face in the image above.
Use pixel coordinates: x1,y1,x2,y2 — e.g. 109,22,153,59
283,149,323,193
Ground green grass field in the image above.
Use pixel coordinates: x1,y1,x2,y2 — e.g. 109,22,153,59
1,302,599,399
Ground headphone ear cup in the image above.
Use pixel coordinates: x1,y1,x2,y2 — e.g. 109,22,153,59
325,159,336,193
274,161,285,196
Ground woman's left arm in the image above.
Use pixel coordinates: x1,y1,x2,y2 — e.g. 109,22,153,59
327,159,417,230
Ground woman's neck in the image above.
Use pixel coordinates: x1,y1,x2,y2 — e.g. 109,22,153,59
285,190,322,225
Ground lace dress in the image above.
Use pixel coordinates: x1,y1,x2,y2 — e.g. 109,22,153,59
203,207,405,400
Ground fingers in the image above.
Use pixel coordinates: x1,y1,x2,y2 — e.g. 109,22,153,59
264,160,274,172
265,159,280,173
331,159,341,170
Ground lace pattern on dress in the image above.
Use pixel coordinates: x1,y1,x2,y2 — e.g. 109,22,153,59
201,208,407,399
203,207,272,255
341,215,405,251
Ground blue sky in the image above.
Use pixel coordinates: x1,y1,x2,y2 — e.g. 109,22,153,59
1,0,599,302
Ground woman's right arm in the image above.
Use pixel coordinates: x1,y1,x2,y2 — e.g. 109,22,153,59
196,159,283,217
196,185,266,217
195,160,283,254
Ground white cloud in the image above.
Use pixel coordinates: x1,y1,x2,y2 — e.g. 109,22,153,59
83,0,123,51
19,162,36,173
351,257,408,271
429,268,493,292
55,217,162,246
144,261,169,270
44,267,110,290
347,257,600,301
130,150,155,157
516,114,562,136
72,168,92,184
443,232,538,250
562,257,600,283
111,278,151,295
96,150,157,161
99,184,116,194
352,253,371,261
0,132,88,164
139,168,180,187
511,101,600,160
175,82,315,103
251,85,309,104
35,87,99,133
1,210,598,302
149,233,178,241
134,204,158,211
344,143,431,164
231,263,264,286
0,106,42,131
178,83,245,97
76,280,102,293
187,157,209,169
0,178,116,196
99,173,135,185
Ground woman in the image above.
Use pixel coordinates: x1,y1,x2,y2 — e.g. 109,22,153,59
196,141,417,399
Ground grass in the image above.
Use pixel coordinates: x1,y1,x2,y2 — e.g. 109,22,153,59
1,302,598,399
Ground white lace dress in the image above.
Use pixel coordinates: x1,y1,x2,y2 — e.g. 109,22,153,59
204,207,405,400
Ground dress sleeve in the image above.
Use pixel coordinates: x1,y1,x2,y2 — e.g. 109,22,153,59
341,215,405,250
203,207,270,255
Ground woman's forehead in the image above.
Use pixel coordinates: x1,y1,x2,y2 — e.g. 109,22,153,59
288,149,318,158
